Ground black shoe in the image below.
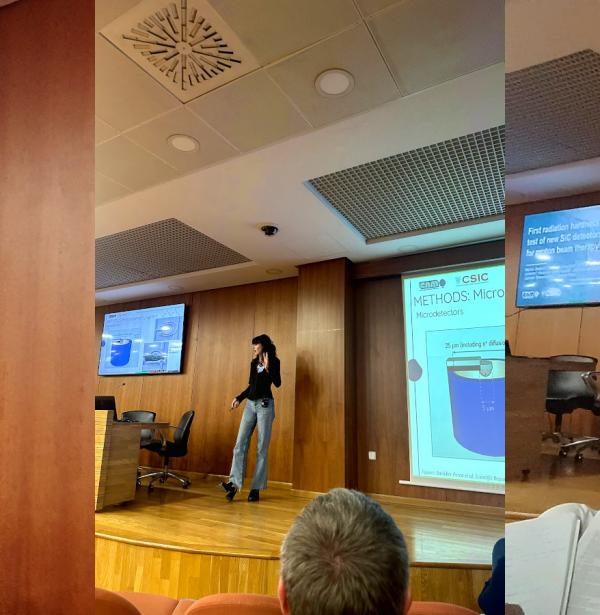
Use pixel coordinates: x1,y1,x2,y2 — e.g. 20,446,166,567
221,481,238,501
220,481,234,494
248,489,260,502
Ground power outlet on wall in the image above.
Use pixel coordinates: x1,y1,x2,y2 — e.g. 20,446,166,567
368,451,376,461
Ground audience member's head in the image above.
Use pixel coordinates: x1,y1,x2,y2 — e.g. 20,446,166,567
279,488,410,615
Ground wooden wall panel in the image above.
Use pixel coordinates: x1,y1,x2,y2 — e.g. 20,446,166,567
252,278,298,483
293,259,354,491
514,308,583,356
95,279,298,483
579,307,600,358
0,0,95,611
356,278,409,491
507,193,600,436
189,284,258,475
354,277,503,507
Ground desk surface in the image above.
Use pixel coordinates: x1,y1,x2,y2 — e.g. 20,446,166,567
115,421,170,429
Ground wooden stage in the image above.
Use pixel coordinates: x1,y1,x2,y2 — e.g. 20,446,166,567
95,474,502,611
506,450,600,518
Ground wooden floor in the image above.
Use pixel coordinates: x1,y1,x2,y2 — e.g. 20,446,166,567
95,474,502,610
506,451,600,517
95,474,501,565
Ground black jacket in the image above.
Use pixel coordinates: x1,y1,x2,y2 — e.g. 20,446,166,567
236,357,281,402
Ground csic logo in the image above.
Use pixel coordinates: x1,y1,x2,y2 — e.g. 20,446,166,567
419,279,446,290
456,272,489,285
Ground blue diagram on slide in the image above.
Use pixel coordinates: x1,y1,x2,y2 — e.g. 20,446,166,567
426,327,505,460
110,338,133,366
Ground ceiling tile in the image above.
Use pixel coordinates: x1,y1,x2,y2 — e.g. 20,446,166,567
96,172,133,206
266,24,399,128
356,0,400,16
96,136,179,192
125,107,237,172
209,0,360,65
95,34,180,132
95,116,119,145
95,0,141,30
369,0,504,94
187,71,310,151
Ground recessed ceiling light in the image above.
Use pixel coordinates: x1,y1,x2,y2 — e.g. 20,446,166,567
315,69,355,97
167,134,199,152
266,268,283,275
168,285,184,291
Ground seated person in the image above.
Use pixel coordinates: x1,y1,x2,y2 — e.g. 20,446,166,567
278,488,410,615
478,538,504,615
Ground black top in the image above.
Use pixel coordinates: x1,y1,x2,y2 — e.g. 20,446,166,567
236,357,281,402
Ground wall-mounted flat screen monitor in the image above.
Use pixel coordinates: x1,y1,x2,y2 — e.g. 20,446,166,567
98,303,185,376
516,203,600,307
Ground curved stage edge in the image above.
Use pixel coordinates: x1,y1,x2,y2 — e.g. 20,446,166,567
95,476,498,611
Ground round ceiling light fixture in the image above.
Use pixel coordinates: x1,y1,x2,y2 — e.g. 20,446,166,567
315,69,355,97
167,134,200,152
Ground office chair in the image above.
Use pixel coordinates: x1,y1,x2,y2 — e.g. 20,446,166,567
95,396,117,421
544,355,599,460
138,410,195,490
121,410,156,447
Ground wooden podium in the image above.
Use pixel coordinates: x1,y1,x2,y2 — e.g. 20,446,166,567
94,410,169,511
506,356,592,481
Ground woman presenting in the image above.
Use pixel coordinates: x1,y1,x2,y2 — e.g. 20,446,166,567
221,334,281,502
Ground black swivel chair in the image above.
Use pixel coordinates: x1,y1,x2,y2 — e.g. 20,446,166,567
544,355,599,460
138,410,195,490
121,410,156,448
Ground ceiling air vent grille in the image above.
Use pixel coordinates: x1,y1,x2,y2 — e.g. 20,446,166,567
506,49,600,174
96,218,250,289
100,0,259,103
307,126,505,242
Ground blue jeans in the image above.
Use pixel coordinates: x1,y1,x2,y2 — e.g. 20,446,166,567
229,399,275,490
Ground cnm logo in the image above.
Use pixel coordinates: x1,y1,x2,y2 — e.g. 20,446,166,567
419,279,446,290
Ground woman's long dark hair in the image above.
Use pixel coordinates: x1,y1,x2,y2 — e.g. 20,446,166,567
252,334,277,361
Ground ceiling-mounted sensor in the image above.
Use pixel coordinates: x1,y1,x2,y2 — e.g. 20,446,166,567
260,225,279,237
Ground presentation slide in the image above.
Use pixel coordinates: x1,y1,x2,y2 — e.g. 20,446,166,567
403,262,505,491
98,303,185,376
517,203,600,307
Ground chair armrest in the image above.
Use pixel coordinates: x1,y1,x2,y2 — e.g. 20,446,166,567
582,371,600,403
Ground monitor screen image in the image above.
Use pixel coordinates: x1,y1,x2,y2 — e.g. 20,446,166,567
98,303,186,376
403,262,505,493
516,203,600,307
